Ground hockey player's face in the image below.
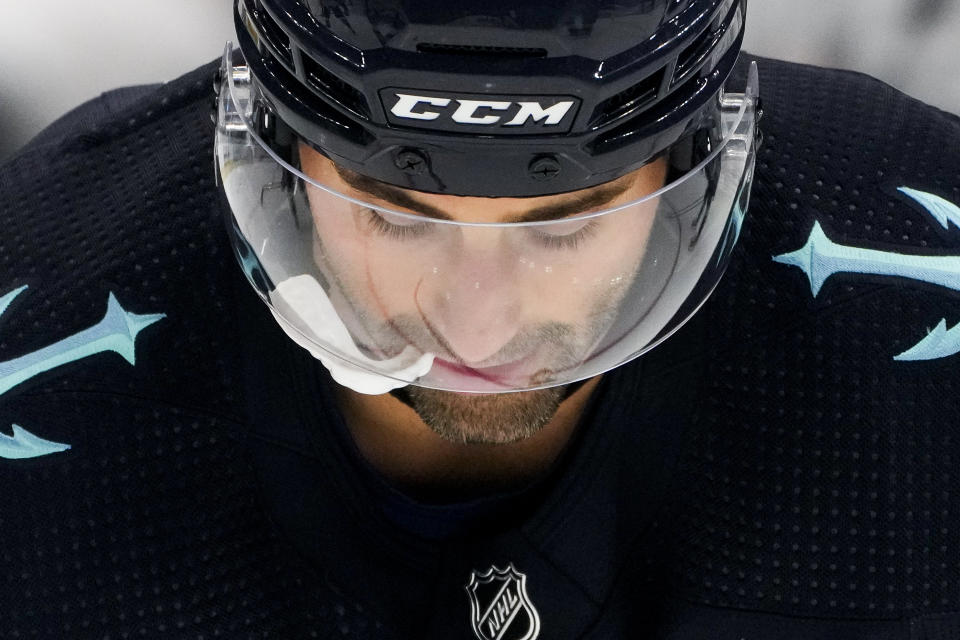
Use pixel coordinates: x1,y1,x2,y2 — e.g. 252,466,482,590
300,148,665,438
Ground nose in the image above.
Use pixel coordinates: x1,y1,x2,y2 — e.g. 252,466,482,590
420,229,523,364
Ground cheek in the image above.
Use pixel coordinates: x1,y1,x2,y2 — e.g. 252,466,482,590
309,196,422,314
310,202,362,282
528,208,656,321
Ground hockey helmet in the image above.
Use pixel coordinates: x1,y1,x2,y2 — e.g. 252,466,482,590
215,0,760,393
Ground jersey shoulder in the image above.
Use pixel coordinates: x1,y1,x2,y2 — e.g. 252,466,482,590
0,62,381,639
13,84,161,158
0,60,243,421
729,54,960,382
0,60,244,540
635,56,960,634
719,54,960,379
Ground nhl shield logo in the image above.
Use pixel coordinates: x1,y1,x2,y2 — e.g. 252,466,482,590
465,564,541,640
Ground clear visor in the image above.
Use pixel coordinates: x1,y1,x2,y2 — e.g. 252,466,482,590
216,45,759,394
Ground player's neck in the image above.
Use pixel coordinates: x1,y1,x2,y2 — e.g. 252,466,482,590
335,377,602,503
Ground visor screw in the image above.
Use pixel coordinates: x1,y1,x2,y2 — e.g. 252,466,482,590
395,149,428,175
528,155,561,181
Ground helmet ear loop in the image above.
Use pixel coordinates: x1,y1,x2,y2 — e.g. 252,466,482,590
225,200,276,295
269,126,312,232
688,157,720,250
665,126,720,250
250,92,309,228
283,141,308,231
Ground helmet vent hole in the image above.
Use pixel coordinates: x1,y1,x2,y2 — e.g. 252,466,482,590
590,67,665,128
673,26,721,82
415,43,548,58
300,55,370,119
244,0,293,64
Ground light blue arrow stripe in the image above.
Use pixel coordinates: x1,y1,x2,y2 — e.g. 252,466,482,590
0,292,165,397
899,187,960,231
0,424,71,460
894,318,960,361
773,221,960,298
0,285,28,319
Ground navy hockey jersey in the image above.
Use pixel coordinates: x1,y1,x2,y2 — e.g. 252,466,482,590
1,55,960,639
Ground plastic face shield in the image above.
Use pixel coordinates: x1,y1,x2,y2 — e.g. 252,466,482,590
216,45,760,394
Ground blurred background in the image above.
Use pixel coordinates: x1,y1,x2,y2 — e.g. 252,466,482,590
1,0,958,163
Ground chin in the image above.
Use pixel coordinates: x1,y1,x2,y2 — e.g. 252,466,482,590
405,385,568,445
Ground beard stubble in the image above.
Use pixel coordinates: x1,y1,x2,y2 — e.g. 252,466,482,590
404,385,567,445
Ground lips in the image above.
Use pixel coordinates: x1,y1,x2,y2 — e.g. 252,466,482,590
429,353,540,391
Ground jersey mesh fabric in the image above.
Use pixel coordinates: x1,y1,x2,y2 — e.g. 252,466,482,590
641,60,960,624
0,62,389,639
0,54,959,639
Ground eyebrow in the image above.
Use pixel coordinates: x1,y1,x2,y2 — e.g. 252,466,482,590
333,165,635,223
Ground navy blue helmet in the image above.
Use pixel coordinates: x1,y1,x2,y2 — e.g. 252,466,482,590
234,0,746,196
216,0,759,394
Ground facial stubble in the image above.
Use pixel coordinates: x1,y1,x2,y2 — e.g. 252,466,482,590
404,384,568,444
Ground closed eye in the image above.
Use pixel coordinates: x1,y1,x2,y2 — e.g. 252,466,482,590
527,219,599,250
362,208,432,240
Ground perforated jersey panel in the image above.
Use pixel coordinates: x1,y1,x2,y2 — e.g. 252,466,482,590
642,60,960,622
0,62,389,639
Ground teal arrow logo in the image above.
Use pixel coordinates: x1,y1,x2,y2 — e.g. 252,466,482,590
0,424,72,459
0,286,165,459
898,187,960,231
774,187,960,362
894,319,960,362
772,220,960,298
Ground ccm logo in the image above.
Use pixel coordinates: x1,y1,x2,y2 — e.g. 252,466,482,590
382,90,580,133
